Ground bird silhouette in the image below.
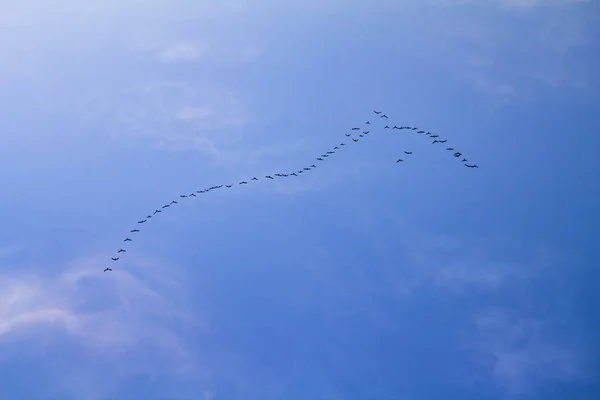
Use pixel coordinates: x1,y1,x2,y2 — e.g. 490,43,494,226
104,268,112,272
109,110,481,267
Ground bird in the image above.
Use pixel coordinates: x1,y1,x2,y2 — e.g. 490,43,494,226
352,127,360,130
138,220,147,223
374,110,382,114
345,134,351,137
130,229,140,233
393,125,400,129
363,131,370,134
396,159,403,163
146,215,152,219
252,177,258,180
310,164,316,168
417,130,425,134
462,158,468,162
352,138,359,142
439,140,447,143
111,257,119,261
340,143,346,146
180,195,188,198
359,134,364,137
365,121,370,124
384,125,390,129
104,268,112,272
226,185,232,188
334,146,339,149
317,157,323,160
291,173,298,176
118,249,126,253
411,127,418,130
153,210,161,214
404,151,412,154
446,147,454,151
239,181,248,184
266,175,274,179
170,200,178,204
124,238,132,242
465,164,479,168
431,134,439,138
162,205,169,208
433,140,440,144
381,114,388,119
454,152,462,157
189,193,196,197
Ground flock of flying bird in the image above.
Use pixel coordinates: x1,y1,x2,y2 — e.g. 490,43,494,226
104,111,478,272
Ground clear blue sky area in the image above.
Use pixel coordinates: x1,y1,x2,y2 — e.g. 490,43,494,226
0,1,598,399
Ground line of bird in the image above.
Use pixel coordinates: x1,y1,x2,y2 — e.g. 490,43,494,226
104,110,478,271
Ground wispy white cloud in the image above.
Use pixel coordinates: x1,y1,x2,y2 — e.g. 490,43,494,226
159,42,207,61
106,80,251,155
426,0,596,100
498,0,591,8
0,254,206,396
466,307,589,397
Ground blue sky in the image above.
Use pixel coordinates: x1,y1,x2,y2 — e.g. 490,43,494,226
0,0,599,399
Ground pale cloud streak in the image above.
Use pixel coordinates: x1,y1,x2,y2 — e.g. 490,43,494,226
159,42,208,61
466,308,589,397
0,254,205,396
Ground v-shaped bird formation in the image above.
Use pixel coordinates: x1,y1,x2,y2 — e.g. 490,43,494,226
105,111,478,271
